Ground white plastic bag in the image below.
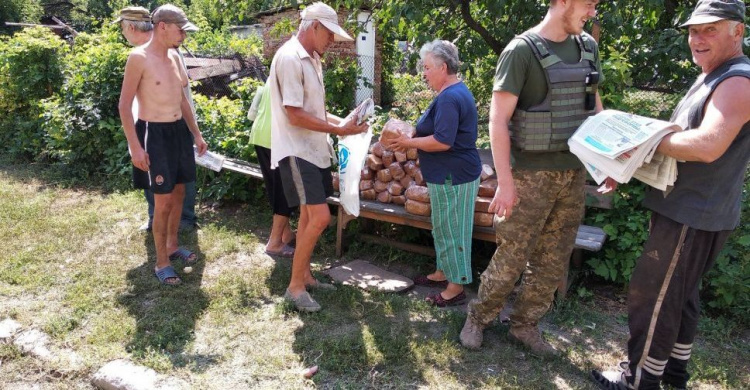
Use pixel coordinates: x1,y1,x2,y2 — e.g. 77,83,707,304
338,128,373,216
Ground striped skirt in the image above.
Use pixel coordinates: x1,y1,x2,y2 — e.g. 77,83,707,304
427,177,480,285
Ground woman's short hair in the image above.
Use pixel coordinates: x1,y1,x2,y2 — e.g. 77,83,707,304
122,19,153,33
419,39,460,75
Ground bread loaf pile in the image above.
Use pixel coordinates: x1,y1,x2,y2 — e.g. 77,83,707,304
333,118,499,226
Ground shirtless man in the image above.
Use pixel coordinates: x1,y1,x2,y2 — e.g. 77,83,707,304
118,4,207,285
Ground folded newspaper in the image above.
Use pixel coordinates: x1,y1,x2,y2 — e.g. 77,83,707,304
568,110,679,191
349,98,375,125
194,147,225,172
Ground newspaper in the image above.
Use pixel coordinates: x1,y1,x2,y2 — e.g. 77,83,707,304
568,110,680,190
194,147,225,172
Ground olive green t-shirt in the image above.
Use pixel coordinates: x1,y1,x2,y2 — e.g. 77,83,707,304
493,33,603,171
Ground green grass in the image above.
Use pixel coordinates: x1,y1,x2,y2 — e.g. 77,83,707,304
1,156,748,389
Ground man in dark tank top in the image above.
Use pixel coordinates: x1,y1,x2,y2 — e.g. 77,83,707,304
592,1,750,389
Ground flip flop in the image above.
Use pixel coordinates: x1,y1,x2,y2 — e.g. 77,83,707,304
265,244,295,258
169,247,197,265
155,265,181,286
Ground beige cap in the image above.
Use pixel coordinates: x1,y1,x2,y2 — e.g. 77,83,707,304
301,2,353,42
151,4,199,32
113,6,151,24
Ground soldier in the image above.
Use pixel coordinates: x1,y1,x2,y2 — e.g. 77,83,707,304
460,0,606,356
591,1,750,389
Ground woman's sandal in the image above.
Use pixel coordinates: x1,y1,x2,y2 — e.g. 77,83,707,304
169,247,197,265
425,291,466,307
413,275,449,288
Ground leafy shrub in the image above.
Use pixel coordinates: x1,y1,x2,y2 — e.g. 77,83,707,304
183,24,263,58
704,168,750,322
386,73,433,124
0,27,67,158
40,29,130,181
192,84,259,201
323,54,360,118
585,182,651,284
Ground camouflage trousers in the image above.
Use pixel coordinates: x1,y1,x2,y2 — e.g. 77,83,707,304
468,168,585,327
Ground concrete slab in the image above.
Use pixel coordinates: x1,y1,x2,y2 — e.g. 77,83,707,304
0,318,22,340
325,260,413,293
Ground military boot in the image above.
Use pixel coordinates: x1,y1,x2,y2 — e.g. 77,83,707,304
460,315,485,349
508,325,559,357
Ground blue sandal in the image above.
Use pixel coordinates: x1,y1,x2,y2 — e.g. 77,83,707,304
169,248,197,265
155,265,181,286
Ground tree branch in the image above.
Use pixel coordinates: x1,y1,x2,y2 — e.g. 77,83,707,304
451,0,504,55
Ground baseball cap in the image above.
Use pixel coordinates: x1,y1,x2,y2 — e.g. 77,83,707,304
301,2,353,42
151,4,199,32
113,6,151,24
680,0,746,27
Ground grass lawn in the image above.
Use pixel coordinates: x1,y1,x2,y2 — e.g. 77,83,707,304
1,156,748,389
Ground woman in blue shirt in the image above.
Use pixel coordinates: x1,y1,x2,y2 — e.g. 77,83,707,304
383,40,481,306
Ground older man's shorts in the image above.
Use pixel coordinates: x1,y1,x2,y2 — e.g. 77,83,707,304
277,156,333,207
132,119,196,194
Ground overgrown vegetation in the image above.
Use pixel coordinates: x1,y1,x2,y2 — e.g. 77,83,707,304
1,0,747,338
1,160,747,389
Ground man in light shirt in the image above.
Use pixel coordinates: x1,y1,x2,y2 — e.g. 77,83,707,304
268,2,367,311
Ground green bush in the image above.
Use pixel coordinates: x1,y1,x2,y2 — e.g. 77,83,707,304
705,168,750,322
323,54,360,118
0,27,67,158
193,79,260,201
585,182,650,284
41,29,130,181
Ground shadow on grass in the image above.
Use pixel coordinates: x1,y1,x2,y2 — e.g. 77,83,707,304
117,228,217,372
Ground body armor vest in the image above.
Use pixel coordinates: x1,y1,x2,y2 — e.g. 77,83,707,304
509,32,597,152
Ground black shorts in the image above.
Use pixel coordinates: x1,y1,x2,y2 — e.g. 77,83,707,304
132,119,196,194
255,146,294,217
278,156,333,207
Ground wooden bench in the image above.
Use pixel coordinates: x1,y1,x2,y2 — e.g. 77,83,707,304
218,153,611,298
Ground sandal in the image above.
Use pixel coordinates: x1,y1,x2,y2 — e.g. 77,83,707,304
265,244,295,258
413,275,448,288
155,265,181,286
425,291,466,307
590,369,629,390
169,247,197,265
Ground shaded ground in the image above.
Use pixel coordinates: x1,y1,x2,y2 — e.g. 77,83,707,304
1,157,748,389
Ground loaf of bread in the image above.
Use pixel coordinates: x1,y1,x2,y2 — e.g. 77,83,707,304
389,162,405,180
475,197,493,213
373,180,389,193
405,185,430,203
474,212,494,227
359,180,373,191
478,179,497,197
361,167,373,180
377,168,392,183
367,154,384,171
405,199,431,216
377,191,392,203
388,182,404,196
379,118,416,142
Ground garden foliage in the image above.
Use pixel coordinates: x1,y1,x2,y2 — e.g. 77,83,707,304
0,2,747,320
